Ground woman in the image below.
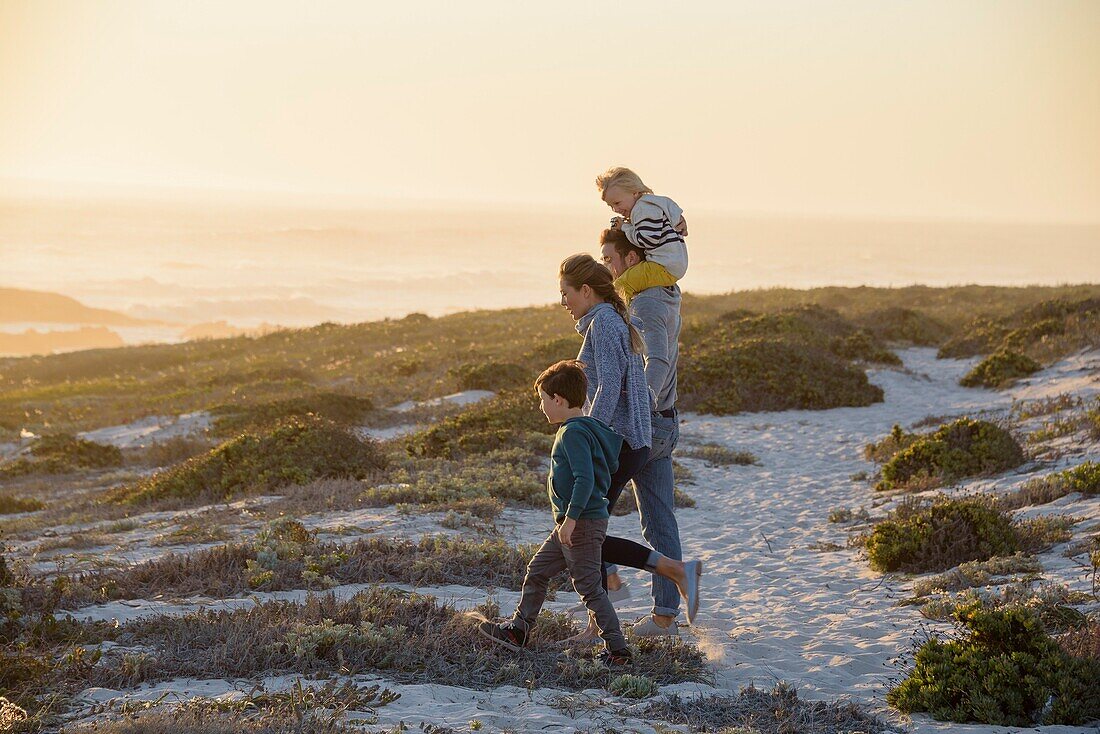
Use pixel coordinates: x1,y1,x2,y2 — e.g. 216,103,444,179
558,254,701,629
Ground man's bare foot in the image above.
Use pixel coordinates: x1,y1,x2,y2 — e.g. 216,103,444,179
606,572,624,592
652,557,703,623
653,556,688,596
560,613,601,644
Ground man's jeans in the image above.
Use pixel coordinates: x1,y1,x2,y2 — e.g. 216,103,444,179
632,410,682,618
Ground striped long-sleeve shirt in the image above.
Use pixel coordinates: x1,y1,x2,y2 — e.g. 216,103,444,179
621,194,689,280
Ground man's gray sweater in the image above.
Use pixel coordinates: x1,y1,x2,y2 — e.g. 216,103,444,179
631,284,681,413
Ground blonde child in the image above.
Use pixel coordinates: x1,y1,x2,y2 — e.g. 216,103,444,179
595,167,688,302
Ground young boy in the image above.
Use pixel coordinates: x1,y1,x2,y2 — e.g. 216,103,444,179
478,359,632,664
596,166,689,303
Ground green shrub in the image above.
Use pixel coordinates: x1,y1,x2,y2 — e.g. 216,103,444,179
855,307,951,346
211,392,375,436
960,351,1041,388
1061,460,1100,494
678,306,891,415
940,297,1100,362
919,583,1090,633
1027,416,1085,444
135,435,212,466
908,553,1041,599
876,418,1024,491
887,603,1100,725
0,496,45,515
864,424,919,463
865,496,1018,573
371,447,545,508
1015,515,1075,553
0,433,123,477
448,362,528,392
522,335,581,365
938,317,1011,359
608,673,659,698
998,462,1100,510
706,305,896,361
680,339,884,415
405,388,555,459
106,416,386,506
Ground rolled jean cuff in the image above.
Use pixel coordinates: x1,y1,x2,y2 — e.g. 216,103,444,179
604,564,620,575
652,605,679,618
644,551,661,573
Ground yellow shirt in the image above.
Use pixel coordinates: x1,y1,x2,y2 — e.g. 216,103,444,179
614,261,679,303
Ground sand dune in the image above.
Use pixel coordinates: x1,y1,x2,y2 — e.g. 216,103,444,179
11,348,1100,732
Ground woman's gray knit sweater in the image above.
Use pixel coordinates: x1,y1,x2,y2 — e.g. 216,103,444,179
575,302,654,450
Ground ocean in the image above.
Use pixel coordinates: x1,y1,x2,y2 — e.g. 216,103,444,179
2,196,1098,346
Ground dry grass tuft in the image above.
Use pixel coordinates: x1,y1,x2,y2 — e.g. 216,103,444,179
641,683,890,734
69,680,399,734
918,582,1090,633
55,526,537,608
611,487,695,516
1060,618,1100,662
998,461,1100,511
907,553,1040,599
0,495,45,515
81,588,710,693
367,447,545,510
679,443,758,466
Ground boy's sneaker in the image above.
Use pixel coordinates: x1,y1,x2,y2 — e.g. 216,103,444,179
629,615,679,638
477,620,528,652
597,647,633,666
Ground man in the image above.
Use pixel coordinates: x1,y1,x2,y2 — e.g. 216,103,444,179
600,227,685,636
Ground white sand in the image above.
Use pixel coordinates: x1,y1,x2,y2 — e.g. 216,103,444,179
38,348,1100,732
388,389,496,414
77,411,212,448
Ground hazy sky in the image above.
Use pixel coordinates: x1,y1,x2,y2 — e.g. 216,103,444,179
2,0,1098,222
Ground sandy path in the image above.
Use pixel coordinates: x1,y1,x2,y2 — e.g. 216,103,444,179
595,347,1096,733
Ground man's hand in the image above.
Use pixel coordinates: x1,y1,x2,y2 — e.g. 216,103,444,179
675,216,689,237
558,517,576,547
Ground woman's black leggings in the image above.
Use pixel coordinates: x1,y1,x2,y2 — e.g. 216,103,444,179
600,444,660,588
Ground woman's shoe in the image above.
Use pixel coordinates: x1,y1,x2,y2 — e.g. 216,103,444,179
683,560,702,624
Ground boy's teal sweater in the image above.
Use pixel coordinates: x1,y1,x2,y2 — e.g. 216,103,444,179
548,416,623,523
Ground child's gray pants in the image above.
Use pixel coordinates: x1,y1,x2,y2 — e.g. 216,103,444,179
512,517,626,651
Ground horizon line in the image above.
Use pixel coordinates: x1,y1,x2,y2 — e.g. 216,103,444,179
3,176,1099,229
